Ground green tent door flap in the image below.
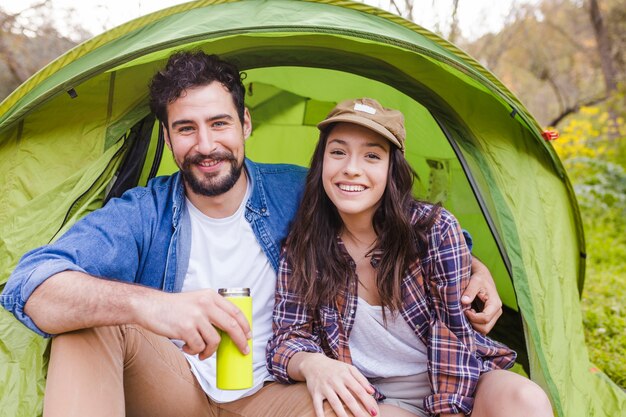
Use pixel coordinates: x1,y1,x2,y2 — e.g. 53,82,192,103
0,1,623,416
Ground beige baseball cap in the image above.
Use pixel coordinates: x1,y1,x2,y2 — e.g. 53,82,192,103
317,98,405,152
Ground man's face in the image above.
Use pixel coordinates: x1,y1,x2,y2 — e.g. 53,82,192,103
163,82,251,198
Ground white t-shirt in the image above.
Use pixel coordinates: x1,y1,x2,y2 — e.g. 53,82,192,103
179,181,276,402
349,297,428,378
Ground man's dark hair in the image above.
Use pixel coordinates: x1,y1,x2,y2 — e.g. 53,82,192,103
149,51,246,126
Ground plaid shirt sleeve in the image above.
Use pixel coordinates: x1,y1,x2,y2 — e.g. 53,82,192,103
266,250,325,384
422,208,481,415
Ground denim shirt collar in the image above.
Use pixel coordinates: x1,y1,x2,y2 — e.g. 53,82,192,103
244,158,270,218
170,171,186,229
168,157,288,291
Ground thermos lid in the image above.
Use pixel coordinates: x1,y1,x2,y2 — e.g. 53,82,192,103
218,287,250,297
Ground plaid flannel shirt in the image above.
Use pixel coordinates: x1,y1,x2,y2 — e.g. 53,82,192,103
267,203,516,415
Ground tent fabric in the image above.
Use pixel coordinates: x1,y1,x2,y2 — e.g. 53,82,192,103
0,1,623,416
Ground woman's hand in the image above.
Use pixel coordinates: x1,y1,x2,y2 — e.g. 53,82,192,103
289,352,379,417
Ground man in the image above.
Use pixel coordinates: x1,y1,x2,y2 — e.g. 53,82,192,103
1,51,502,417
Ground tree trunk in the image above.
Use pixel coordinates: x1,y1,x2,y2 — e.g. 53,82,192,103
389,0,415,22
0,34,30,84
448,0,460,43
588,0,617,93
588,0,621,143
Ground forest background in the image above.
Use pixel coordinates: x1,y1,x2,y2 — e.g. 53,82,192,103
1,0,624,389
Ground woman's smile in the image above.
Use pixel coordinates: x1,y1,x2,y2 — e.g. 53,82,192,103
322,122,390,222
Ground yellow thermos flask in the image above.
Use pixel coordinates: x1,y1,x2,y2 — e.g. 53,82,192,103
216,288,253,390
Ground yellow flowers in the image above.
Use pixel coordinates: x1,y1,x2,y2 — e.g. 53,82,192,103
552,104,626,162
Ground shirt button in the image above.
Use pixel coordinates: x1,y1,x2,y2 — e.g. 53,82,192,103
260,208,266,213
351,309,355,315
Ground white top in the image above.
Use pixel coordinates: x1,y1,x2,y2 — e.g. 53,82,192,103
179,179,276,402
349,297,428,378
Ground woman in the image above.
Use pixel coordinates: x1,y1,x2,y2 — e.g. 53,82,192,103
266,98,553,417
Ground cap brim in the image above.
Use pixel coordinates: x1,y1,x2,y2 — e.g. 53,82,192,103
317,114,403,151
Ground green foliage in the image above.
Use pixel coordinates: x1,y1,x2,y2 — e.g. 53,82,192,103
567,158,626,218
580,208,626,389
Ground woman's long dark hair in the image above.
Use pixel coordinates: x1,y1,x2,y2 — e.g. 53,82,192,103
284,125,441,312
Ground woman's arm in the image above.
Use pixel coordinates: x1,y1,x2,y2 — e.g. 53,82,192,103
266,253,325,383
266,253,378,417
423,210,482,416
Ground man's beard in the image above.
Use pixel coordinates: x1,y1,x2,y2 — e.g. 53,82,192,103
180,151,244,197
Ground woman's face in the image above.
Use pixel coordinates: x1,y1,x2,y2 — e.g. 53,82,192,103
322,122,391,223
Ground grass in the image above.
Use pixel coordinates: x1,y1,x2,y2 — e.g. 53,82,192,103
580,212,626,389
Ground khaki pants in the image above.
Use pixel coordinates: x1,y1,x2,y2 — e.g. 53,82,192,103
44,325,341,417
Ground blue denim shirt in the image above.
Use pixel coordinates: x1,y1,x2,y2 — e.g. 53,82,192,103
1,159,307,337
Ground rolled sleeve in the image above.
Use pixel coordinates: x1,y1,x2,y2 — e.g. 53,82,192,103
1,258,87,337
424,392,474,415
266,253,324,384
268,337,324,384
1,192,146,337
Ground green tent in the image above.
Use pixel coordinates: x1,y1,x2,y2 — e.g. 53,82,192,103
0,0,623,415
